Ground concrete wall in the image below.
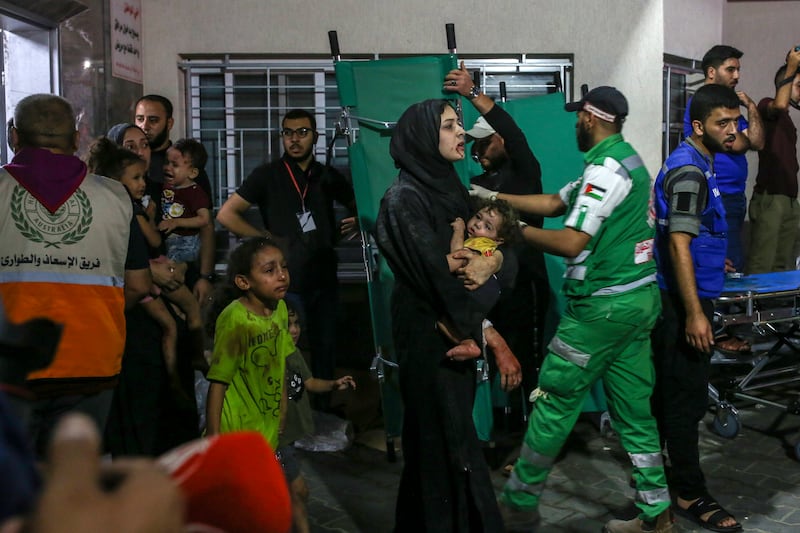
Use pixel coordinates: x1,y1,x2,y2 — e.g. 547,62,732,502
140,0,665,176
724,0,800,196
664,0,724,61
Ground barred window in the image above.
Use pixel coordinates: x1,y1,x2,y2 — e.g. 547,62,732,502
181,54,574,210
662,54,705,160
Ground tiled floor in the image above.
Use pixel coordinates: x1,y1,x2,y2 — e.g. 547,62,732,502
299,371,800,533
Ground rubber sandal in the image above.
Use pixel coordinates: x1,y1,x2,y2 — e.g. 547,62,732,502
675,496,742,532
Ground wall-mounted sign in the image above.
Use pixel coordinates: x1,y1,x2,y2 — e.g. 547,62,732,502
110,0,143,84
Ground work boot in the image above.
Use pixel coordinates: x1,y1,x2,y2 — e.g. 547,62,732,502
603,509,673,533
497,499,540,532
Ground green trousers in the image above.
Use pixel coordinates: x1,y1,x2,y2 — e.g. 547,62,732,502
502,283,669,521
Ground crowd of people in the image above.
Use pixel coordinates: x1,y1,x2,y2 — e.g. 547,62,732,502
0,93,356,532
0,41,798,532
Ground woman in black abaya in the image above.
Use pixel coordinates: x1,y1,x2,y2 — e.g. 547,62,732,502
376,100,505,532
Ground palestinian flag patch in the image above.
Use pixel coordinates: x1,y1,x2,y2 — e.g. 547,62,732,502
583,183,606,201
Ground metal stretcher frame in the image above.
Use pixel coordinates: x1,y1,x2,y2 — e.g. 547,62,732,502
328,26,586,457
329,27,465,460
709,270,800,457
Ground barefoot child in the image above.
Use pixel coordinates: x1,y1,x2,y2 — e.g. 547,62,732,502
277,305,356,533
107,125,209,376
157,138,211,374
85,138,182,389
440,198,522,391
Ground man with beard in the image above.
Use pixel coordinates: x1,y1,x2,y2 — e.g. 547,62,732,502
652,83,743,533
135,94,174,188
134,94,215,302
216,109,356,399
491,87,671,533
682,46,763,276
444,62,548,402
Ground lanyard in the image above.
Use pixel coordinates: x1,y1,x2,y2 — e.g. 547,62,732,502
284,160,310,211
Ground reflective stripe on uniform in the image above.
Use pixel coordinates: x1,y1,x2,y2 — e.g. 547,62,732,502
0,270,124,287
592,274,656,296
519,443,557,469
636,487,671,505
621,154,645,173
506,470,545,497
548,335,591,368
564,265,587,280
628,451,664,469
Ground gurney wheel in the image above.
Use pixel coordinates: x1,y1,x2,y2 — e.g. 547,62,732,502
712,404,740,439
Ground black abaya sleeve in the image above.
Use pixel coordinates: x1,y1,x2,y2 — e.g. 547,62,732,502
376,180,499,339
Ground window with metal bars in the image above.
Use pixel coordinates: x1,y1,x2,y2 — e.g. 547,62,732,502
662,54,705,160
181,55,573,209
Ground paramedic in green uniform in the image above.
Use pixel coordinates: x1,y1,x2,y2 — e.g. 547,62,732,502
471,86,672,533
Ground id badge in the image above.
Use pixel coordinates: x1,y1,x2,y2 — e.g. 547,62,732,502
297,210,316,233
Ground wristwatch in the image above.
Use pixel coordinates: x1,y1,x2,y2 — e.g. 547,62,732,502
467,85,481,100
201,273,218,283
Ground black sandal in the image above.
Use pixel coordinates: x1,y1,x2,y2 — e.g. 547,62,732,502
675,496,742,532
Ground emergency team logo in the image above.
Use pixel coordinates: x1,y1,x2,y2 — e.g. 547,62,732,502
11,185,92,248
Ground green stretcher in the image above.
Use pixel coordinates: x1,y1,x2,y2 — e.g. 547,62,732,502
333,54,603,455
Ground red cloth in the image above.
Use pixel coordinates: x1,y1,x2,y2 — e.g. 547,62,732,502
3,147,86,213
158,432,291,533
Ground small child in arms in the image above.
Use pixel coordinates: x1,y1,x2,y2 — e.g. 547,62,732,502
440,198,522,390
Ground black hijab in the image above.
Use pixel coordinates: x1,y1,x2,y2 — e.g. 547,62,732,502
390,99,470,220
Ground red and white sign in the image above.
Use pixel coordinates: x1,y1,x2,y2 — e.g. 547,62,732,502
110,0,143,84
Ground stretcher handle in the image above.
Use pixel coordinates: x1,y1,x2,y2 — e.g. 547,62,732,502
328,30,340,61
499,81,507,103
446,23,456,53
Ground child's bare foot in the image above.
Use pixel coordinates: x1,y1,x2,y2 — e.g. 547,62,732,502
446,339,481,360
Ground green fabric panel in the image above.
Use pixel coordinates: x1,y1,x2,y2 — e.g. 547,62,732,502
342,54,460,225
335,55,459,439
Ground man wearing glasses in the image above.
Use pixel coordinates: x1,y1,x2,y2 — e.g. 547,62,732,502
217,109,356,402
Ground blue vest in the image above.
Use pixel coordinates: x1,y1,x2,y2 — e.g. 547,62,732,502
654,140,728,298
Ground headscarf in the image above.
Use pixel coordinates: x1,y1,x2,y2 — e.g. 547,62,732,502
107,123,141,145
390,99,470,220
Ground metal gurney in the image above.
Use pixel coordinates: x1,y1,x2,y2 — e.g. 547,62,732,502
709,270,800,457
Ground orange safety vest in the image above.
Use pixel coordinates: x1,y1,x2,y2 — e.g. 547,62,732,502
0,170,131,381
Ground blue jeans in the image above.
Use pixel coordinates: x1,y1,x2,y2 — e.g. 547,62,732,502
721,193,746,272
165,233,200,263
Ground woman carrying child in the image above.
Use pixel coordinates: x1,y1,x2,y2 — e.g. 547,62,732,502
375,99,512,532
86,136,192,456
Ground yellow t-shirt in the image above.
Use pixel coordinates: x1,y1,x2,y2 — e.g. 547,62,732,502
463,236,498,256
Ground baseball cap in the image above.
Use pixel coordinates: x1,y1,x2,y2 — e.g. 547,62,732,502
465,116,496,140
564,86,628,123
